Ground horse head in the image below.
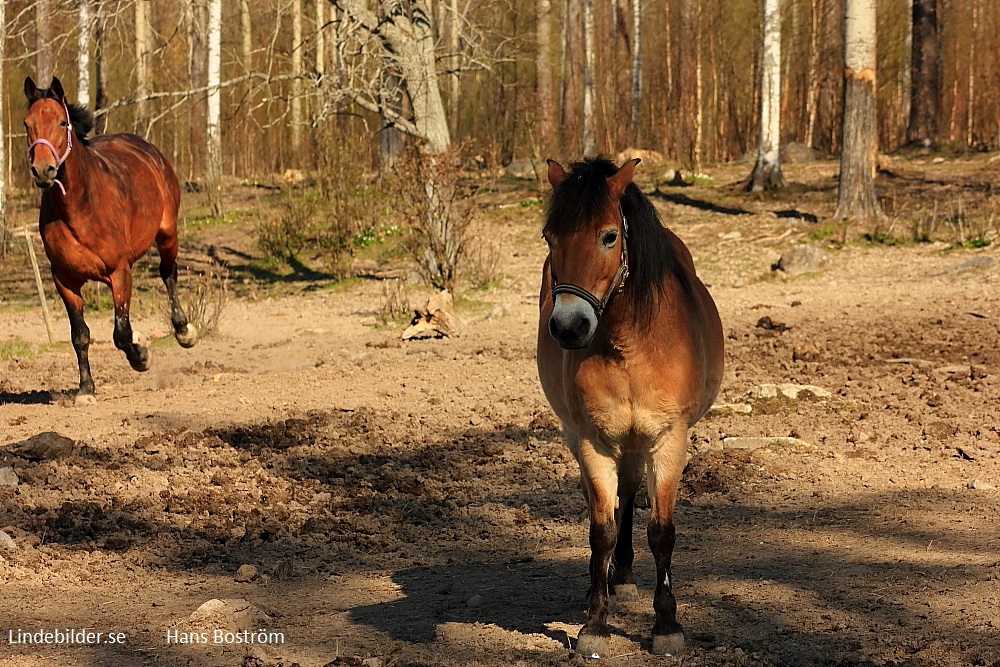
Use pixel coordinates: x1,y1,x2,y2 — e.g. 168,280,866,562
543,157,639,350
23,76,73,191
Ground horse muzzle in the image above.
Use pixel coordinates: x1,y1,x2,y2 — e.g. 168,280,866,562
30,164,58,188
549,295,598,350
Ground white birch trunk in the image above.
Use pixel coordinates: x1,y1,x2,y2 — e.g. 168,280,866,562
207,0,223,216
316,0,325,78
745,0,786,190
450,0,459,130
630,0,642,145
582,0,595,155
0,0,7,252
78,0,91,107
536,0,554,157
241,0,252,73
835,0,881,220
292,0,303,155
805,0,821,147
135,0,150,132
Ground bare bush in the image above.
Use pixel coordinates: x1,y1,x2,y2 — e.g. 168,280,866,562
378,278,410,325
464,238,502,289
389,144,477,292
181,264,229,337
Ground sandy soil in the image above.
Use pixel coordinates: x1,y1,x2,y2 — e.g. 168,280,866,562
2,158,999,667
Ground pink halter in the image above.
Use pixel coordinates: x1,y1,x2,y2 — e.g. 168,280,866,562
27,101,73,195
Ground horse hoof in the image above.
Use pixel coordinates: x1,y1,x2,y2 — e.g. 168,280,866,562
613,583,640,602
176,323,198,348
130,350,151,372
74,393,96,407
651,631,685,656
575,632,608,659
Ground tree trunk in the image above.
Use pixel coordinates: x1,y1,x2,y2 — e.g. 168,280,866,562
316,0,326,78
630,0,642,146
0,0,8,255
560,0,582,155
94,0,108,133
967,0,978,147
189,0,209,179
78,0,92,108
241,0,252,71
449,0,460,134
36,0,53,87
745,0,786,191
906,0,938,147
134,0,151,133
536,0,555,157
333,0,451,154
677,0,697,171
292,0,304,157
207,0,223,217
582,0,596,155
835,0,881,221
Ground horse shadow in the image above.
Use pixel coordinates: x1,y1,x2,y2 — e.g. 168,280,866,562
0,389,58,405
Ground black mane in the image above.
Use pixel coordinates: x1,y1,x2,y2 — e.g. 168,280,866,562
544,156,685,321
27,87,94,143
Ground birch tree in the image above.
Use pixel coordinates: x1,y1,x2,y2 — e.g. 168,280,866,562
582,0,596,155
291,0,303,155
906,0,938,147
0,0,7,255
328,0,451,154
134,0,151,133
36,0,54,86
206,0,223,216
630,0,642,146
189,0,209,178
744,0,786,191
535,0,555,157
78,0,92,107
835,0,881,220
94,0,108,133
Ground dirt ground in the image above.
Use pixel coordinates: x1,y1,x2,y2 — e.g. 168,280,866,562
2,156,1000,667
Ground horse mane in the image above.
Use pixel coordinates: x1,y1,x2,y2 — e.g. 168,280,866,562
26,86,95,144
544,156,685,322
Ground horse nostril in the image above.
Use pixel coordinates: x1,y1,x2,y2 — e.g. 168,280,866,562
30,166,39,179
549,317,562,338
45,165,57,177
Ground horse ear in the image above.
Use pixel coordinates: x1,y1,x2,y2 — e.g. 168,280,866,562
24,77,37,99
607,158,641,197
50,76,66,101
546,160,566,188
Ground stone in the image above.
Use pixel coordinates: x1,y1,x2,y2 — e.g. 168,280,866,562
722,437,813,450
748,383,832,400
0,531,17,553
0,467,19,487
12,431,75,461
234,564,259,583
773,245,831,275
504,158,538,180
966,479,996,491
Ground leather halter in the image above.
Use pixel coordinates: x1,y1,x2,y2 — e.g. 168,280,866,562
551,207,629,319
26,100,73,195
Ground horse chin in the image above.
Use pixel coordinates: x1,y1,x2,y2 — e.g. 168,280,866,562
33,179,54,190
555,334,594,351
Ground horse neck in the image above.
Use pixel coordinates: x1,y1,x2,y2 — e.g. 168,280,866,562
49,136,95,208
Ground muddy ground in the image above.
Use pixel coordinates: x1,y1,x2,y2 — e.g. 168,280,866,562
1,156,1000,667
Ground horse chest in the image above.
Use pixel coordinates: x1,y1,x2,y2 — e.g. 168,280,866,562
571,356,677,446
41,223,110,279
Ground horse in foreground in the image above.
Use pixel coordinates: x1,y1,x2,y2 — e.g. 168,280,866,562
24,76,196,404
536,157,724,657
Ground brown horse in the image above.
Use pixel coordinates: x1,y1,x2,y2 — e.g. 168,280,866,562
537,157,724,657
24,76,196,404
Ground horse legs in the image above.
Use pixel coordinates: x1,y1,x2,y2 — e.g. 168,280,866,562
108,268,151,372
575,440,619,659
610,451,643,602
645,424,690,656
155,227,197,348
52,276,96,403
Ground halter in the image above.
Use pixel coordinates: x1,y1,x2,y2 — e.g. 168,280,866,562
550,207,630,320
26,100,73,196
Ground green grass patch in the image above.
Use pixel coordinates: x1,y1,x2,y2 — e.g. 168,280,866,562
0,340,34,360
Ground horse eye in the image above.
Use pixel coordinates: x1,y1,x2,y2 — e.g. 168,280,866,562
602,231,618,247
60,121,68,127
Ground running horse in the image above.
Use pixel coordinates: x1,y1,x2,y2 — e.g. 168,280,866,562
537,157,724,657
23,76,196,404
